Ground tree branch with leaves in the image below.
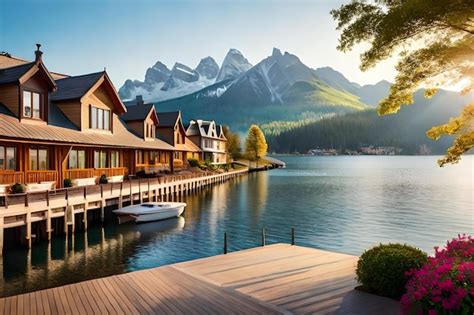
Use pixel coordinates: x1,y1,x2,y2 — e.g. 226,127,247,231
331,0,474,165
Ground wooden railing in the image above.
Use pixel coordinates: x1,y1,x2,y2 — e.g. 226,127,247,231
64,167,127,180
0,171,24,185
25,170,58,184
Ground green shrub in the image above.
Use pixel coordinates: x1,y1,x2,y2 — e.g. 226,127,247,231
188,158,199,167
99,174,108,184
10,183,26,194
356,243,428,299
63,178,72,188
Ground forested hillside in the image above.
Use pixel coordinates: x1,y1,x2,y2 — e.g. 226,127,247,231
267,90,472,154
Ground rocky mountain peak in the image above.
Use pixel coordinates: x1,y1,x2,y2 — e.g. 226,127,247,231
195,57,219,80
216,49,252,82
272,47,283,58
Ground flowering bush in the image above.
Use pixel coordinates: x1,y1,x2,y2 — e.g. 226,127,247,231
401,234,474,314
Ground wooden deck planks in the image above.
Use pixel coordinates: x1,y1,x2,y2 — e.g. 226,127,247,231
175,244,400,315
0,243,400,314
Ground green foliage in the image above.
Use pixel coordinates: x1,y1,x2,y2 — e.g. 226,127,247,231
63,178,72,188
267,90,467,154
244,125,268,161
331,0,474,165
222,125,241,160
10,183,26,194
356,244,428,299
99,174,108,184
188,158,199,167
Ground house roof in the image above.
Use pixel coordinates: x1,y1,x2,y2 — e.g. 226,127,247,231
156,111,180,127
187,119,225,140
0,62,36,84
174,140,201,153
0,54,30,69
51,72,105,101
52,71,127,114
0,103,174,151
121,104,158,123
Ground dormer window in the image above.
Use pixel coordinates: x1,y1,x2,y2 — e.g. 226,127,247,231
145,123,155,138
90,106,111,131
23,91,42,119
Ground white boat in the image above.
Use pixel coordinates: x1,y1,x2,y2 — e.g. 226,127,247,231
113,202,186,223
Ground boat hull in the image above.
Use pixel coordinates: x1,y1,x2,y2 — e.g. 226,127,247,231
113,202,186,223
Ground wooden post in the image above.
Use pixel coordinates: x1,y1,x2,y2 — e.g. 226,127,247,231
46,191,52,241
147,178,151,202
291,228,295,245
138,179,143,204
224,232,227,254
119,182,123,208
100,185,104,223
130,180,133,205
26,211,32,249
262,227,266,247
0,216,4,256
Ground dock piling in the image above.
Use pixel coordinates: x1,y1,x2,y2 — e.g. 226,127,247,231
291,228,295,245
261,227,266,246
224,232,228,254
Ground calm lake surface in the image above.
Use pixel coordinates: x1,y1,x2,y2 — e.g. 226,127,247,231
1,155,472,297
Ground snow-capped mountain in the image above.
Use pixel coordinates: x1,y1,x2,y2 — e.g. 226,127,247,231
119,56,222,102
119,49,254,102
215,49,252,82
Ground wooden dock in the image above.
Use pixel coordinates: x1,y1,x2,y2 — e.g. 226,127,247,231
0,169,247,253
0,244,400,314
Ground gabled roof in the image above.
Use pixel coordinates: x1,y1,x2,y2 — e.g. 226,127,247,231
156,111,181,127
52,71,127,114
0,60,57,92
121,104,158,124
0,62,35,84
216,125,227,140
51,72,104,101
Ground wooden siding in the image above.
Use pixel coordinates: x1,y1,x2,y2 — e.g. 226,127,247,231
21,71,51,123
52,99,82,129
0,85,19,116
126,121,144,138
157,127,174,145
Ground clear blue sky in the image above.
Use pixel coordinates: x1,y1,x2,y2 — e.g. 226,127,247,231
0,0,397,87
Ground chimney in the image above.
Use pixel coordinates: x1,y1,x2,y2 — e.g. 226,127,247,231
136,95,144,106
34,44,43,64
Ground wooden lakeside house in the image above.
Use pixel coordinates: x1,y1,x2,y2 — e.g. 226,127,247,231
0,46,176,190
155,110,201,168
186,119,227,164
124,96,201,169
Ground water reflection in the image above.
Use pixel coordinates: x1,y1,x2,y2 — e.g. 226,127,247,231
0,217,185,297
0,156,472,297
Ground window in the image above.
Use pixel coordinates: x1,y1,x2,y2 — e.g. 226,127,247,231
68,149,86,169
145,123,154,138
94,150,107,168
90,106,111,131
29,148,48,170
136,150,144,165
0,146,16,170
110,151,119,168
23,91,42,119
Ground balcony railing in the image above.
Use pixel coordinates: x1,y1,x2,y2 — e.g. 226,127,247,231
64,167,127,180
25,170,59,184
0,171,24,185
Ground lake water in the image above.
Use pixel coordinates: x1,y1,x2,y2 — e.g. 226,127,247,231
1,156,472,297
